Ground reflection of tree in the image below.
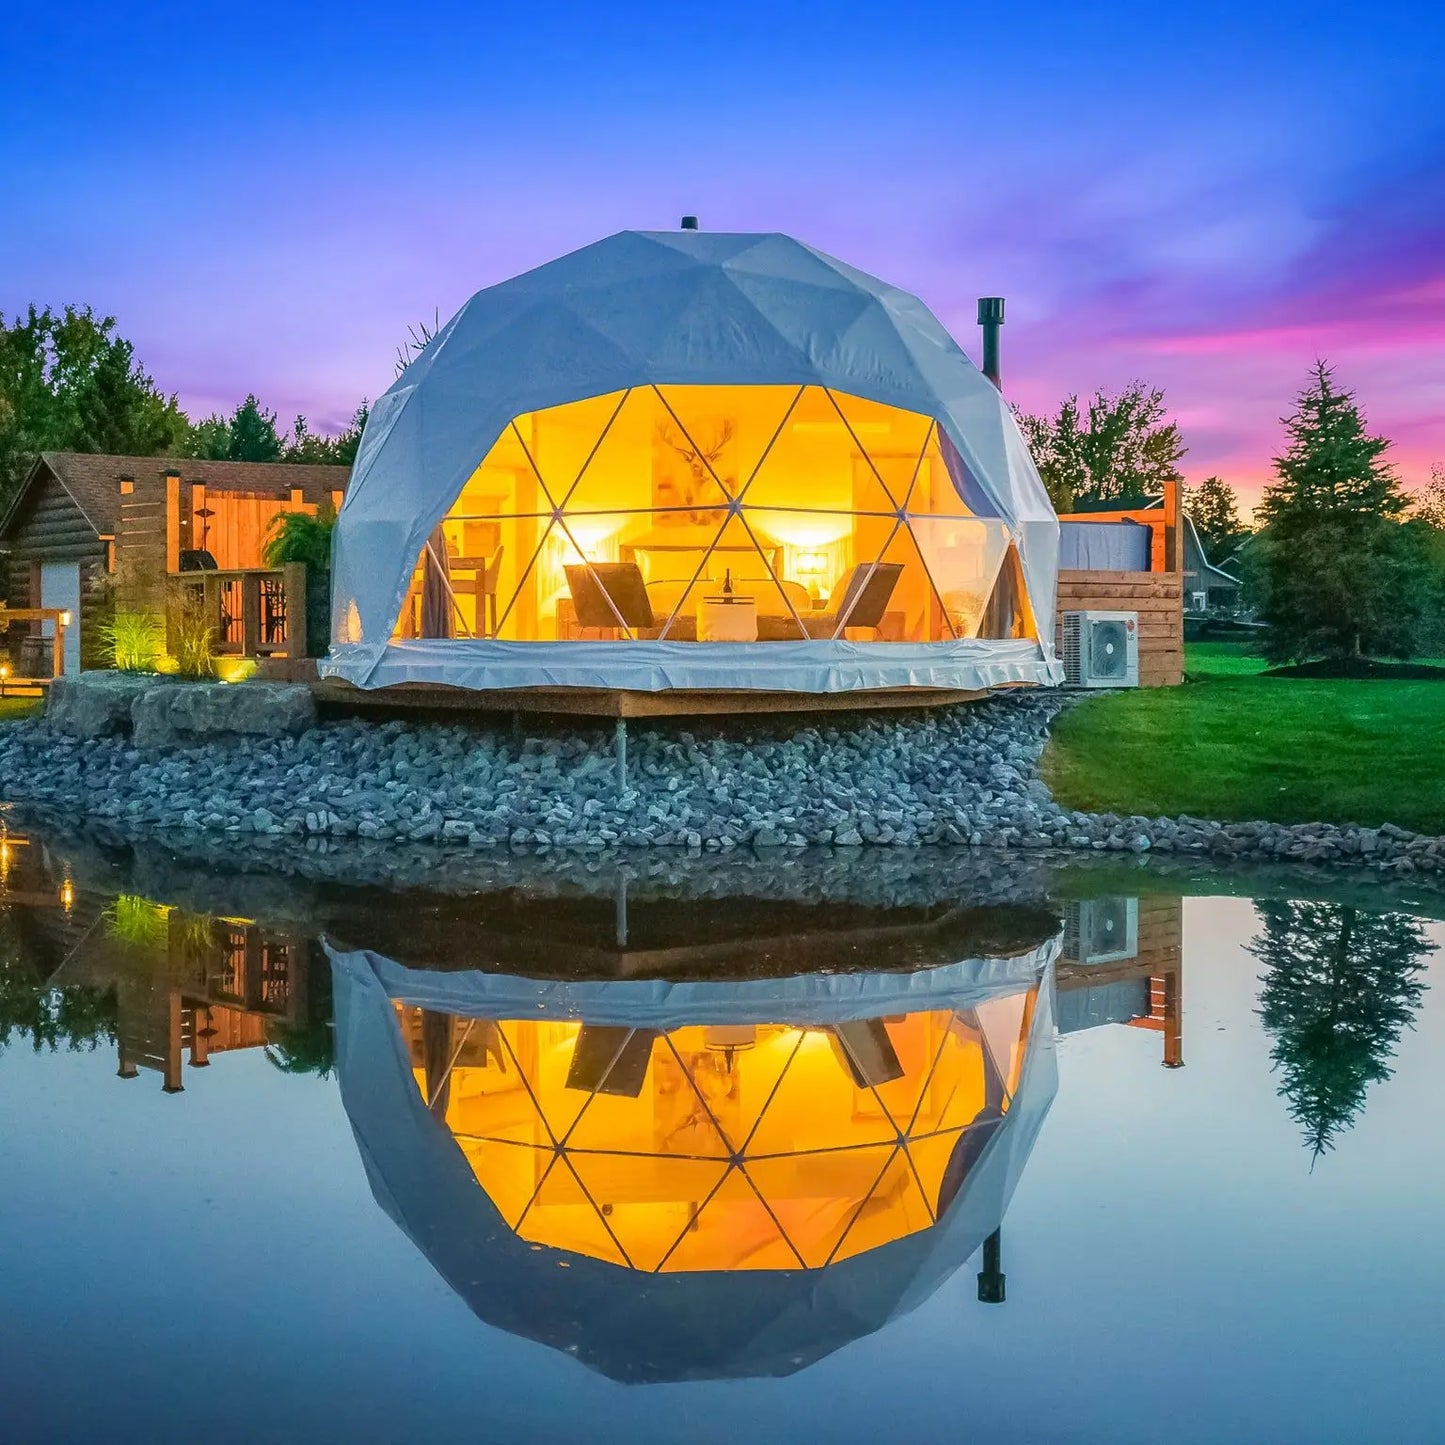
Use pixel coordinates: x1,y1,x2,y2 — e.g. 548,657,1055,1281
1250,903,1433,1162
264,1017,335,1077
0,918,117,1052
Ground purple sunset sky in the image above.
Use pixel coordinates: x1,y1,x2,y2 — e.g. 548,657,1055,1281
4,0,1441,504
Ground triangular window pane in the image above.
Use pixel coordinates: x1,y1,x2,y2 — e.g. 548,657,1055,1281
517,1154,631,1266
828,389,935,509
827,1146,934,1264
905,517,1011,640
663,1167,803,1272
742,1150,896,1268
845,525,952,642
566,1154,731,1273
744,1028,899,1158
976,543,1036,640
840,1011,952,1137
519,389,646,517
743,386,898,515
459,1140,554,1230
974,991,1033,1099
654,384,800,504
906,429,978,517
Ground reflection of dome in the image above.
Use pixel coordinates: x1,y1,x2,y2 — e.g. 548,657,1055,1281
332,943,1059,1382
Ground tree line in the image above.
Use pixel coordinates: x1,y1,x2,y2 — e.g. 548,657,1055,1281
1021,365,1445,665
0,304,368,510
5,301,1442,666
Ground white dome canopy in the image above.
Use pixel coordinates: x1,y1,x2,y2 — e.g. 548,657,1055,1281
326,230,1060,693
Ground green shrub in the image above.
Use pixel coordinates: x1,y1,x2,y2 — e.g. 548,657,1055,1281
262,499,336,569
102,610,164,671
168,584,216,679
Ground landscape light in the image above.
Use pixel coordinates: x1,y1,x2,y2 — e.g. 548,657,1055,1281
59,610,73,627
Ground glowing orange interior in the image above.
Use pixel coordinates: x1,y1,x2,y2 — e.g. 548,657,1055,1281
399,989,1038,1272
392,385,1036,645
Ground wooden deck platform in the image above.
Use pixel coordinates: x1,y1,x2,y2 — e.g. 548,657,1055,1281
311,677,997,721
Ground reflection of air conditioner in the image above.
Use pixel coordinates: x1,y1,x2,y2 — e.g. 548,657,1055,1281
1062,898,1140,966
1062,610,1139,687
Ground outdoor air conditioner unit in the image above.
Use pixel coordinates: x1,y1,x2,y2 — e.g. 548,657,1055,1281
1061,610,1140,687
1061,898,1140,967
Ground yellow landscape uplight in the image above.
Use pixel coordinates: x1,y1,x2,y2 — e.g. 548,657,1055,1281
400,989,1037,1274
214,658,257,684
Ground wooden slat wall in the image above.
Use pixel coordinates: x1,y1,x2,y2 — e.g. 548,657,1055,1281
117,471,169,614
1055,569,1184,686
2,467,109,667
1056,895,1184,989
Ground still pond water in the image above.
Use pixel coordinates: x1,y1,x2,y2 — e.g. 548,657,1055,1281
1,826,1443,1444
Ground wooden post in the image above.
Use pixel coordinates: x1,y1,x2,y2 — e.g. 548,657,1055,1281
51,617,65,679
201,573,220,648
283,562,308,658
191,1005,211,1067
1162,967,1184,1068
242,575,262,656
164,469,182,573
163,988,185,1093
1163,480,1183,574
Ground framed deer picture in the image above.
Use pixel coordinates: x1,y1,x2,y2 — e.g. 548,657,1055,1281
653,418,736,524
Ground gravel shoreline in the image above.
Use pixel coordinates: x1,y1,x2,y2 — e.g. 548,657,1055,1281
1,692,1441,874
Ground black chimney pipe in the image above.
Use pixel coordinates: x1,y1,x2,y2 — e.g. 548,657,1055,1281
680,215,699,231
977,297,1005,390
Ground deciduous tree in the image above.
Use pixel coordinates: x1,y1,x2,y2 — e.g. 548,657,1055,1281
0,304,186,507
1016,382,1186,513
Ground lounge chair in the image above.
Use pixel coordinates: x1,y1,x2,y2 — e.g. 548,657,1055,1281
789,561,903,639
565,562,655,633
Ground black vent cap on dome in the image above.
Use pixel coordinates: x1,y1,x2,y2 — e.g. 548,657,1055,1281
680,215,699,230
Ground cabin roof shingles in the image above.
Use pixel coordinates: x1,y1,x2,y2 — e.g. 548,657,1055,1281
1,452,353,542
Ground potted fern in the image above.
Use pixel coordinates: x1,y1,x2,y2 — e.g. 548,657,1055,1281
262,500,336,656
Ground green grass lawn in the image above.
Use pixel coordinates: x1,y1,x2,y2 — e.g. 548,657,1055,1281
1043,643,1445,835
0,697,41,722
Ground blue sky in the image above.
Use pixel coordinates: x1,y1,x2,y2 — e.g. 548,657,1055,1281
3,0,1442,497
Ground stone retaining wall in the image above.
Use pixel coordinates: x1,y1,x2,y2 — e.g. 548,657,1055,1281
1,677,1441,875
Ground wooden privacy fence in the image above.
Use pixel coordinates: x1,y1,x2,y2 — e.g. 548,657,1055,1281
1054,570,1184,686
170,563,309,659
1054,480,1186,686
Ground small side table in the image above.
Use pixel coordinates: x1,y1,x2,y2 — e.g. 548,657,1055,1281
696,595,758,642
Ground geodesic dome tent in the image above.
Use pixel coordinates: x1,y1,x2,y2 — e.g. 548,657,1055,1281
323,230,1062,695
329,941,1059,1382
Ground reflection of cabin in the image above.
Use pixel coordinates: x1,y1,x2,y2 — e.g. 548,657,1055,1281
0,829,315,1093
1055,895,1183,1067
0,452,348,676
106,914,313,1093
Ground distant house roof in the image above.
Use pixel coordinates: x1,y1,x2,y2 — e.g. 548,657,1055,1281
0,452,352,543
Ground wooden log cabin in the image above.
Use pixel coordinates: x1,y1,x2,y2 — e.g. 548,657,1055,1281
0,452,349,677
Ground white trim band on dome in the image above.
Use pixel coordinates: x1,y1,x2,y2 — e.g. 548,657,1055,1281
319,637,1063,694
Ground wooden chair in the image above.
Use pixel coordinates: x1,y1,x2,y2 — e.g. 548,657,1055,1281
450,544,505,637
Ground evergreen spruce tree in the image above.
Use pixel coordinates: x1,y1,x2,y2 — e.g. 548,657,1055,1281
1254,363,1427,663
184,393,283,461
1250,902,1432,1163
